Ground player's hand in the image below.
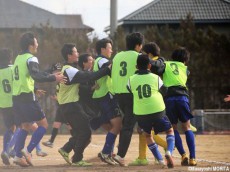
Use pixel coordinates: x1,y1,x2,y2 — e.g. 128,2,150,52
35,89,46,97
54,72,67,83
91,83,100,90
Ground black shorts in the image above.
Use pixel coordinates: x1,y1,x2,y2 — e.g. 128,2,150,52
58,101,91,135
54,105,66,123
0,107,15,129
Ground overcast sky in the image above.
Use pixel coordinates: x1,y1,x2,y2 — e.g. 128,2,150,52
20,0,153,38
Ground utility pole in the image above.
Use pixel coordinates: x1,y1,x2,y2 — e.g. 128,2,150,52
110,0,118,53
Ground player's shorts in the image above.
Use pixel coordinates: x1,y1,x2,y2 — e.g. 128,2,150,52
0,107,15,129
13,100,45,125
164,96,193,124
135,110,172,135
90,93,121,130
54,105,66,123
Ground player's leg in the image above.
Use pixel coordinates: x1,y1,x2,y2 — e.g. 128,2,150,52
138,117,164,165
21,100,48,166
152,131,167,150
164,127,175,168
43,106,63,147
1,108,15,165
43,121,61,148
30,122,48,157
173,124,188,165
129,127,148,166
67,103,92,166
99,94,121,165
190,124,197,132
154,113,175,168
178,99,196,166
165,98,189,166
145,133,164,164
182,120,197,166
114,94,136,166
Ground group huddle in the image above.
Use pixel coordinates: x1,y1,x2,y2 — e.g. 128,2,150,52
0,31,197,168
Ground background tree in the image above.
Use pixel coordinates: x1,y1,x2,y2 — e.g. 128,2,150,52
115,14,230,109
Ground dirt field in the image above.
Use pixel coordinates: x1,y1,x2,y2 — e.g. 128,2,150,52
0,134,230,172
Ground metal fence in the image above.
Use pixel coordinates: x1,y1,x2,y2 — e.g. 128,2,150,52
191,109,230,134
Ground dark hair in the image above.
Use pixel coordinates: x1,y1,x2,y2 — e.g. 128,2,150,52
78,53,91,69
137,54,150,70
0,48,13,66
61,43,76,61
142,42,160,56
20,32,35,52
95,38,113,55
171,47,190,63
126,32,144,50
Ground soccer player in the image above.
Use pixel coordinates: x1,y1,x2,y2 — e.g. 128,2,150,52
92,39,122,165
0,48,16,165
127,54,175,168
162,47,197,166
111,32,144,166
57,43,111,166
78,53,113,144
78,53,100,120
12,32,65,167
129,42,168,166
43,63,72,148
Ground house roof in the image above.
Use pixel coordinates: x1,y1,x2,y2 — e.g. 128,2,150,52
119,0,230,25
0,0,93,31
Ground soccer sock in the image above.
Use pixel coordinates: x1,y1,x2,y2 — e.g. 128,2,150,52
8,128,21,153
50,128,58,143
27,126,46,153
148,143,163,161
102,132,117,155
174,130,186,155
166,134,175,154
190,124,197,133
111,143,115,155
138,133,147,159
35,143,42,152
14,129,28,158
185,130,196,159
152,131,167,150
3,129,14,152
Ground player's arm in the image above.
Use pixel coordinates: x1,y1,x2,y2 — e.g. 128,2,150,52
150,57,166,75
64,66,110,85
98,58,111,76
27,57,56,82
158,76,167,96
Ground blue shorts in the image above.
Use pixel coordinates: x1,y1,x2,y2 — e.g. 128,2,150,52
165,96,193,124
136,111,172,134
13,100,45,125
90,93,120,130
0,107,15,129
